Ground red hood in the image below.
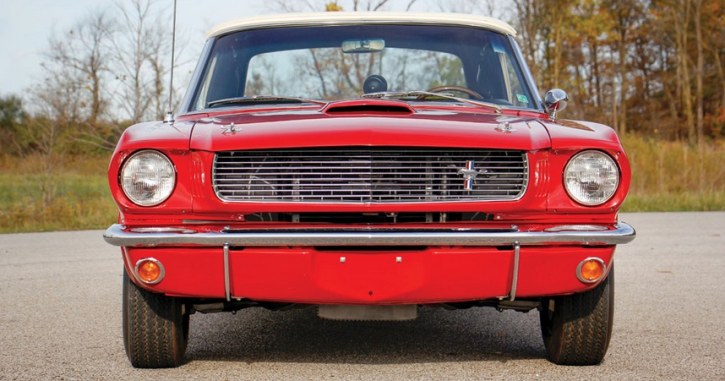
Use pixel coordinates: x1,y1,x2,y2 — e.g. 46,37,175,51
189,102,551,152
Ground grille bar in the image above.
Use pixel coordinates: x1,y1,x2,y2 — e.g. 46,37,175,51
213,147,528,203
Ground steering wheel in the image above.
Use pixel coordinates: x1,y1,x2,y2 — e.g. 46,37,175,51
426,85,484,100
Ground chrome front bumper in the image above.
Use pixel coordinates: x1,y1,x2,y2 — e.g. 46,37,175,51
103,222,636,247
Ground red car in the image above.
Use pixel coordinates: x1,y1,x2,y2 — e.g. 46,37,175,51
104,12,635,368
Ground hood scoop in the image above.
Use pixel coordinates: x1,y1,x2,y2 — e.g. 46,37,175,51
323,99,414,116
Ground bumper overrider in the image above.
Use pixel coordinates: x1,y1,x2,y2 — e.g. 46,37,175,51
105,223,635,304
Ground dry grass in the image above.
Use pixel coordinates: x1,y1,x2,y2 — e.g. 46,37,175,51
0,154,117,233
621,135,725,212
1,136,724,232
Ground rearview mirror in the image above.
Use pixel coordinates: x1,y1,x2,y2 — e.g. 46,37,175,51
342,38,385,53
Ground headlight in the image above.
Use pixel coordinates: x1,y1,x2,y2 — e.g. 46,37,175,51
564,150,619,206
120,150,176,206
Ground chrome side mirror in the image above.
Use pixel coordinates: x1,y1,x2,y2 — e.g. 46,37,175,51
544,89,568,120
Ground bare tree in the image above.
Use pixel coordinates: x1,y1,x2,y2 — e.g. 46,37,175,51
22,0,187,154
111,0,154,123
25,67,88,206
145,20,175,120
38,9,123,152
265,0,417,13
694,0,703,145
435,0,502,17
45,9,115,125
109,0,185,124
266,0,318,12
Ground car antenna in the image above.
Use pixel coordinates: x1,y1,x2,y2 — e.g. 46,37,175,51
164,0,178,124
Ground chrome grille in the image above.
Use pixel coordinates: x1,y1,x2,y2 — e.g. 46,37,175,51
213,147,528,203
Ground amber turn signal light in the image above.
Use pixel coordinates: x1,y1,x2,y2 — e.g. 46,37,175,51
577,257,606,283
135,258,165,284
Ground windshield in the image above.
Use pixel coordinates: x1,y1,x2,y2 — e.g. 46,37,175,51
191,24,536,111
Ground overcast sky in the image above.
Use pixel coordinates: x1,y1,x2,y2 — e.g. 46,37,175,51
0,0,501,99
0,0,267,97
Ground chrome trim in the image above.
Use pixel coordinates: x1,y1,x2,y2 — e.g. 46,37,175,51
545,225,609,232
509,241,520,302
163,111,175,124
544,89,569,120
508,36,544,112
122,247,143,285
223,243,231,302
134,258,166,285
179,38,214,114
120,150,176,207
130,227,196,234
459,160,477,191
576,257,607,284
212,148,529,203
564,150,620,206
104,222,636,247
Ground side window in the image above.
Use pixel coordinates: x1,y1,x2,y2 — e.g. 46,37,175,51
498,53,531,108
194,55,217,111
474,35,535,108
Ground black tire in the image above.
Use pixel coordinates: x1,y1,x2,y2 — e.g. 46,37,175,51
122,271,189,368
540,266,614,365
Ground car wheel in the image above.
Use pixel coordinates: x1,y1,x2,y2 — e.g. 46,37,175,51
122,270,189,368
539,266,614,365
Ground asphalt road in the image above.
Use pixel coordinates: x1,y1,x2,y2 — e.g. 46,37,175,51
1,212,724,380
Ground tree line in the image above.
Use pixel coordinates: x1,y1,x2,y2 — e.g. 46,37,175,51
1,0,724,160
512,0,725,143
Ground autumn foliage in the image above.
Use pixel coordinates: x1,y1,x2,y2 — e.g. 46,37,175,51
512,0,725,143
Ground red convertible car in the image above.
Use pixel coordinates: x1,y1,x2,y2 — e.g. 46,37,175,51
104,12,635,368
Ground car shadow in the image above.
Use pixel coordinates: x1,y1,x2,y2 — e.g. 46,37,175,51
185,306,546,365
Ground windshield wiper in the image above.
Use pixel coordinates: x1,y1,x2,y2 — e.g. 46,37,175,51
208,95,328,108
361,91,502,114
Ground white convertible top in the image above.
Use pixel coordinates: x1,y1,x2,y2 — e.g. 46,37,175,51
207,12,517,39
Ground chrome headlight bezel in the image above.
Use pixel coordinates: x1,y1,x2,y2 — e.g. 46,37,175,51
120,150,176,207
563,150,620,206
